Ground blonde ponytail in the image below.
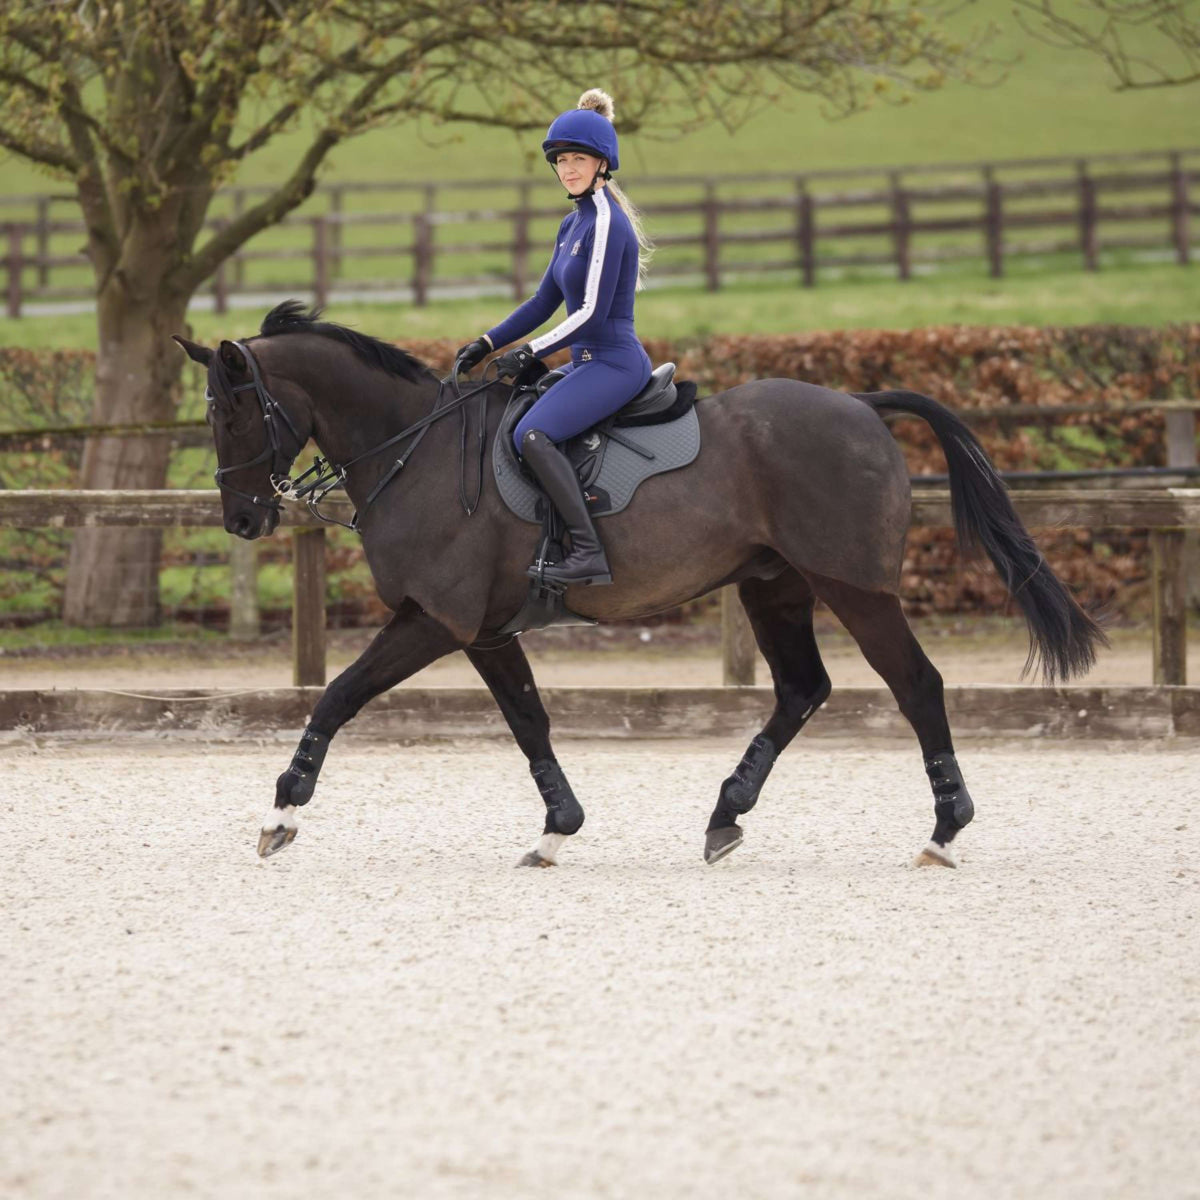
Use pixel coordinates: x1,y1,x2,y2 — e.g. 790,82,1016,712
604,179,654,291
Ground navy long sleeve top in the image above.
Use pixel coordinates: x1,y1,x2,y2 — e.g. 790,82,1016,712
485,189,642,360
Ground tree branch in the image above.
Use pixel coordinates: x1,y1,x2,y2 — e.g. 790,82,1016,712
171,127,341,295
7,30,136,165
1013,0,1199,89
0,125,77,172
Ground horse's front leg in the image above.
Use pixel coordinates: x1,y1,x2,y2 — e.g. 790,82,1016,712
465,638,584,867
259,603,461,857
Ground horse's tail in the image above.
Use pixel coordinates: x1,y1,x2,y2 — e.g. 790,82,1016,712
855,389,1106,684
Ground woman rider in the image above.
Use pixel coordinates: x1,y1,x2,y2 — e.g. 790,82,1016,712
456,88,653,588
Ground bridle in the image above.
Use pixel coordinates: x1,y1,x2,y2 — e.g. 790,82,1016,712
209,339,504,533
208,339,306,512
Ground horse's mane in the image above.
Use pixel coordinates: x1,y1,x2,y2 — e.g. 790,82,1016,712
257,300,434,383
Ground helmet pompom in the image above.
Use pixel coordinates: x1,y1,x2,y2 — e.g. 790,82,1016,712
577,88,615,122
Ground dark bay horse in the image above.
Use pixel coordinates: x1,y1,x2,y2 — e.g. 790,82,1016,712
174,302,1103,869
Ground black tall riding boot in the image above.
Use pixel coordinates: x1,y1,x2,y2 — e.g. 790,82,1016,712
520,429,613,586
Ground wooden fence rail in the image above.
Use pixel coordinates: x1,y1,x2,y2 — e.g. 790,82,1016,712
1,488,1197,688
3,147,1197,316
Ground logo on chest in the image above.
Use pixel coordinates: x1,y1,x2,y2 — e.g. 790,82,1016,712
570,240,582,256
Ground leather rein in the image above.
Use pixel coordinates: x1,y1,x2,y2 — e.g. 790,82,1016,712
209,340,497,533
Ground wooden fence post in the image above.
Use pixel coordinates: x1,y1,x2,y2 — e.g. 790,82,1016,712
513,181,531,301
1078,161,1099,271
1165,406,1199,609
329,185,344,278
1152,528,1187,685
796,179,815,288
5,224,21,318
292,527,327,687
890,172,911,281
1170,151,1191,267
312,216,330,309
721,586,756,686
415,184,437,307
412,195,435,308
703,181,720,292
232,189,246,288
228,536,260,641
36,197,50,288
984,168,1004,278
212,218,228,315
412,213,431,307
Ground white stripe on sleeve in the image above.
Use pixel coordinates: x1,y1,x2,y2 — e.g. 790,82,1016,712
529,189,612,356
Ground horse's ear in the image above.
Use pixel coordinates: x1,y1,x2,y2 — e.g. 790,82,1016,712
218,340,247,375
172,335,213,366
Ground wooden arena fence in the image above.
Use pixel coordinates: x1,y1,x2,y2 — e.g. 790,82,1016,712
1,488,1196,689
2,147,1197,316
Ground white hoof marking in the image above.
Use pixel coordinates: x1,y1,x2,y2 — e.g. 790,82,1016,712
534,833,566,865
913,840,958,869
262,805,298,833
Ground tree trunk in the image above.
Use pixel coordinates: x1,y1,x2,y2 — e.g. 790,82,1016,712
62,286,189,627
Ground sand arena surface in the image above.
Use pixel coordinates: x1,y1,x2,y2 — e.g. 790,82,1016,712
3,737,1198,1199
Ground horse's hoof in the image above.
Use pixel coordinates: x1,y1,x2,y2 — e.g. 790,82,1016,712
516,850,555,868
516,832,565,868
258,807,298,858
704,825,743,865
913,840,957,869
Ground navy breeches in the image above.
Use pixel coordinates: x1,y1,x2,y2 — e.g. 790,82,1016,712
513,348,652,453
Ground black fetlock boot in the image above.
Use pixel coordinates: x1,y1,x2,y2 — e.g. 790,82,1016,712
521,429,613,586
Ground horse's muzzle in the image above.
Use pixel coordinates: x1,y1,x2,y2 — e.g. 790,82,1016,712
226,509,276,539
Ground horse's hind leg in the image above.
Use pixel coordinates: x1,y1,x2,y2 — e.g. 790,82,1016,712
465,638,584,867
810,577,973,867
705,570,832,864
260,602,461,857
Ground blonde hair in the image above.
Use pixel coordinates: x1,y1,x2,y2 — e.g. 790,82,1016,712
576,89,654,291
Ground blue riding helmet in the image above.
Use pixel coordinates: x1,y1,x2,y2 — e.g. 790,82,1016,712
542,108,620,173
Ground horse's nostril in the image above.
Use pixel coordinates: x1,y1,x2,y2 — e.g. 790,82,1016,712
229,513,255,538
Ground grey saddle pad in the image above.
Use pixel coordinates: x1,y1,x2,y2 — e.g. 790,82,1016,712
494,405,701,524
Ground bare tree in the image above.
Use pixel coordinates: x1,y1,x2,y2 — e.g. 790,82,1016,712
1014,1,1199,89
0,0,988,625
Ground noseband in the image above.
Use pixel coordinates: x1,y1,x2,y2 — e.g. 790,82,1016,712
209,340,305,511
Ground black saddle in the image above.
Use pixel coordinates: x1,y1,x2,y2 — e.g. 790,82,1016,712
537,361,686,425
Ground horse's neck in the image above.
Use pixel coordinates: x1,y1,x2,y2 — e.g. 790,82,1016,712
311,374,440,469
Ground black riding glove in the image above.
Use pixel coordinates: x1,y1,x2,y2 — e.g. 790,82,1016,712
493,342,537,379
455,337,491,373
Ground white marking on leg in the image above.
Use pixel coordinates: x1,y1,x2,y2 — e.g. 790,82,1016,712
535,832,566,864
262,805,298,833
913,839,958,868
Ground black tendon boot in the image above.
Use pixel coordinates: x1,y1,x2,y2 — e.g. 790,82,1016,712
521,429,613,586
